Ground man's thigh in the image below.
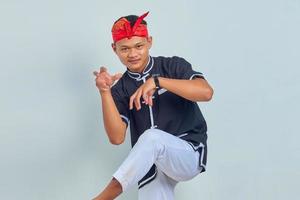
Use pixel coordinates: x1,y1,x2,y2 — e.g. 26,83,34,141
149,129,202,181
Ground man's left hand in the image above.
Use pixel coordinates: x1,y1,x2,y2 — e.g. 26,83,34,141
129,77,156,110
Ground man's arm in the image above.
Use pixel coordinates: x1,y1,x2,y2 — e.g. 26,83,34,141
94,67,126,145
100,90,127,145
158,77,213,102
129,77,213,110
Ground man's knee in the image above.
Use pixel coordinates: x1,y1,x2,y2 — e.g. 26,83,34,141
138,129,164,145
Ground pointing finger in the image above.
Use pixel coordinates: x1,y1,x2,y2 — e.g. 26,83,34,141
135,90,143,110
129,93,136,110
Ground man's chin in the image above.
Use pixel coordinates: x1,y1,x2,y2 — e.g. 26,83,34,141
127,64,143,73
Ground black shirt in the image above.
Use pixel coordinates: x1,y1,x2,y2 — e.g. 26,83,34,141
111,56,208,188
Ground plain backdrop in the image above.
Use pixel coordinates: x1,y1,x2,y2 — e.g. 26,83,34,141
0,0,299,199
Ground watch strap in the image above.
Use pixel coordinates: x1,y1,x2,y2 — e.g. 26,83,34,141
152,74,160,89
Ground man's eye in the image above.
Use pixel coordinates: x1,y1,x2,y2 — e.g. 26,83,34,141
121,48,128,51
137,45,143,49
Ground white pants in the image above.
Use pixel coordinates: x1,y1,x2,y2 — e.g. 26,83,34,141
113,129,202,200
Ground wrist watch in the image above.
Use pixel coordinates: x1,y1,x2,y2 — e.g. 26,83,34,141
152,74,160,89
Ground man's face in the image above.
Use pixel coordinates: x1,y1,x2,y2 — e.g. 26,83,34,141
112,36,152,73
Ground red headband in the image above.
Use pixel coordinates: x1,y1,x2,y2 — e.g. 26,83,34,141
111,12,149,43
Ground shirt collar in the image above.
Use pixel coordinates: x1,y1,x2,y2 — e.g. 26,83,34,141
126,56,154,81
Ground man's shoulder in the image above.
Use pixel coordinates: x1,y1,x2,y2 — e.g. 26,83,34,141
153,55,185,62
151,56,191,73
111,72,128,91
152,55,189,66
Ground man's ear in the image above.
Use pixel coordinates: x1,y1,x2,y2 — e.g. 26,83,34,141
147,36,153,49
111,43,117,53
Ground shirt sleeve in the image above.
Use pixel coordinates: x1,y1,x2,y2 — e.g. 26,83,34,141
168,56,205,80
111,85,130,127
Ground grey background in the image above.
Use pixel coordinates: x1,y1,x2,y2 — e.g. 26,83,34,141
1,0,299,199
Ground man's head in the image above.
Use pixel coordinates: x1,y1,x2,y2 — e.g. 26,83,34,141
111,12,152,73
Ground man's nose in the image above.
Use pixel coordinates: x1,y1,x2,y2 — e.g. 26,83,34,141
128,48,138,58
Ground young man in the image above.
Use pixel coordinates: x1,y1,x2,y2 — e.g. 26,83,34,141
93,12,213,200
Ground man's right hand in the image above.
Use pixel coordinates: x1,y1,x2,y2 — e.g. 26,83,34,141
93,67,127,145
93,67,122,92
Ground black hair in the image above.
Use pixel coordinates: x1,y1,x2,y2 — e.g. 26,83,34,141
114,15,147,27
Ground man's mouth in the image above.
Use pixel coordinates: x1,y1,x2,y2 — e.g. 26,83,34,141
128,59,140,65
